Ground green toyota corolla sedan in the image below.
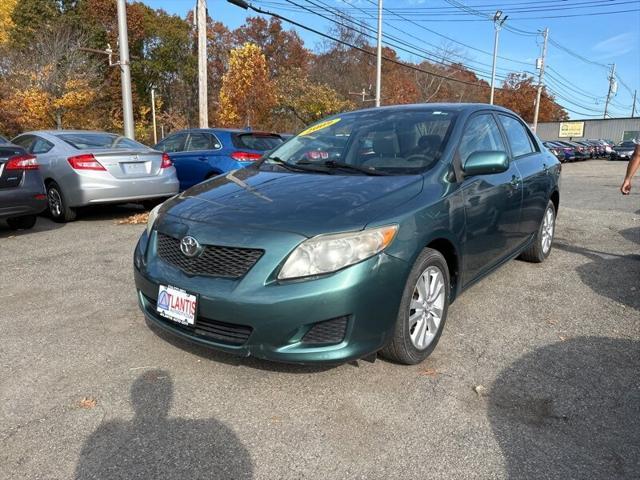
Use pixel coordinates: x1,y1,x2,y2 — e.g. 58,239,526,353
134,104,560,365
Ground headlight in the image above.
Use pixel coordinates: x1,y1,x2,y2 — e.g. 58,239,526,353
278,225,398,280
146,204,162,235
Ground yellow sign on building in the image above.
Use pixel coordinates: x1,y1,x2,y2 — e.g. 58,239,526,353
559,122,585,138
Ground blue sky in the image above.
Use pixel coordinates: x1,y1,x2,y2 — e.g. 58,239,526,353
143,0,640,120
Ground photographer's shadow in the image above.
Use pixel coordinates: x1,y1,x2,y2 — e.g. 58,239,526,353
76,370,252,479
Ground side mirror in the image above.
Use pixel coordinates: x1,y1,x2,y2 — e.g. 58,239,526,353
463,151,509,176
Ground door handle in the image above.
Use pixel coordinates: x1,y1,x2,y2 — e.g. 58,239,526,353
509,175,520,188
542,163,550,174
197,156,208,162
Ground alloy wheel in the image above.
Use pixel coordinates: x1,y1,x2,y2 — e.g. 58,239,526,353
541,206,555,254
48,188,62,217
409,266,446,350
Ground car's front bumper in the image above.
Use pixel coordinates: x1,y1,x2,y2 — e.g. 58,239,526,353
133,230,410,364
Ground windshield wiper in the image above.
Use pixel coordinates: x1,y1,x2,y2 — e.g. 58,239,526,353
262,156,333,174
297,159,391,176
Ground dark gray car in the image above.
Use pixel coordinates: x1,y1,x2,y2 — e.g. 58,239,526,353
0,143,47,230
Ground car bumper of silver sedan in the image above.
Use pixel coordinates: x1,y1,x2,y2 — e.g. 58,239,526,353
65,172,180,207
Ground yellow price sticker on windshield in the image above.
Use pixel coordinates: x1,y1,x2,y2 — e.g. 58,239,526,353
299,118,341,136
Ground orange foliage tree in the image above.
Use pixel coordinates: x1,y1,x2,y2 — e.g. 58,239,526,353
496,73,568,122
217,43,276,129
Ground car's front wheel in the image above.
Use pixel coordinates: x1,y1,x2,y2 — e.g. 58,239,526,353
519,200,556,263
47,181,76,222
381,248,450,365
6,215,37,230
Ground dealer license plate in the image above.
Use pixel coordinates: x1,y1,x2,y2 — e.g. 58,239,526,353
156,285,197,326
123,162,147,175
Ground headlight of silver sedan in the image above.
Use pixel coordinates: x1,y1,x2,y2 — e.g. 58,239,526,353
278,225,399,280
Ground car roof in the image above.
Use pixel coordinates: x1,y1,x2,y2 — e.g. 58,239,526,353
345,102,517,116
17,130,122,136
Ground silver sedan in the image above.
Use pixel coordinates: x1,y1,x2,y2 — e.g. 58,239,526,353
12,130,179,222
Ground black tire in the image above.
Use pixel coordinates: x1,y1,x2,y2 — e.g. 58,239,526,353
6,215,37,230
46,181,76,222
381,248,450,365
519,200,556,263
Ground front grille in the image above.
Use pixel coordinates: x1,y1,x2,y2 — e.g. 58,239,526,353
143,293,252,346
156,233,263,279
302,316,349,345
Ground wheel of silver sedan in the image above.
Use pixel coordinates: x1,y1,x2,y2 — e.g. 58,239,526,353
409,266,446,350
48,187,62,217
541,206,555,254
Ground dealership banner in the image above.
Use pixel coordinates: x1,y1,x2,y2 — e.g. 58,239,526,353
559,122,585,138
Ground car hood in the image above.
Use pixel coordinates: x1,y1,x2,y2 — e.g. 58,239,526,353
162,167,423,237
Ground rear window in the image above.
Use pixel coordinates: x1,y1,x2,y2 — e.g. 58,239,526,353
231,133,283,151
55,133,148,150
619,141,636,148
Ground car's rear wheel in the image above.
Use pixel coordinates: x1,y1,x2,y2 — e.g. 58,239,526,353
381,248,450,365
47,181,76,222
519,200,556,263
6,215,37,230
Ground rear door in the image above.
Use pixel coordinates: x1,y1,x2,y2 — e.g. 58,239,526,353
174,132,222,189
457,112,524,286
497,113,552,242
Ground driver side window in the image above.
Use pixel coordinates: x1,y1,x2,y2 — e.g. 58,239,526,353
458,114,506,165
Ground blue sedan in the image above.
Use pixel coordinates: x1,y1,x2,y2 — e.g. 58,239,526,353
154,128,284,191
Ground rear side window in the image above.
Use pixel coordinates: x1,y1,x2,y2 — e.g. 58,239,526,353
0,134,8,144
31,137,54,154
232,133,283,151
458,114,506,164
185,133,221,151
498,115,535,158
156,133,188,153
12,135,35,150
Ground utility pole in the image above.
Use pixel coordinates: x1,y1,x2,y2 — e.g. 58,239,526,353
532,27,549,133
196,0,209,128
631,90,637,118
150,87,158,144
603,63,616,119
375,0,383,107
489,11,507,105
116,0,135,139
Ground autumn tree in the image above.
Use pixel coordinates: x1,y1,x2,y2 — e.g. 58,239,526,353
1,24,101,132
0,0,17,44
496,73,568,122
273,68,354,131
234,17,309,77
217,43,276,129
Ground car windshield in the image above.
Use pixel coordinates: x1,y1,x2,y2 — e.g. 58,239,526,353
232,133,283,151
263,109,457,175
55,132,148,150
618,141,636,148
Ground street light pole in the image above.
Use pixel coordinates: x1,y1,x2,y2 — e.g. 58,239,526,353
116,0,135,139
532,27,549,133
489,11,507,105
150,87,157,145
375,0,383,107
197,0,209,128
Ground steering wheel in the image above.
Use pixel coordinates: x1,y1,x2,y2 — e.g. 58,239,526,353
405,154,430,163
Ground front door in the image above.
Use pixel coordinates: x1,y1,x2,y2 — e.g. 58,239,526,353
457,113,524,286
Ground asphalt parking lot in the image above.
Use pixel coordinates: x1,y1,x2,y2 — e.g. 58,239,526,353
1,159,638,479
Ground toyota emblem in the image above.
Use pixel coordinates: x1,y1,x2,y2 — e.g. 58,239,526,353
180,236,201,258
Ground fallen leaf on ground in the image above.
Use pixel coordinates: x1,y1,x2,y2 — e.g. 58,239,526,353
79,397,97,409
473,385,488,397
116,212,149,225
418,367,438,378
546,319,557,326
558,335,567,342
